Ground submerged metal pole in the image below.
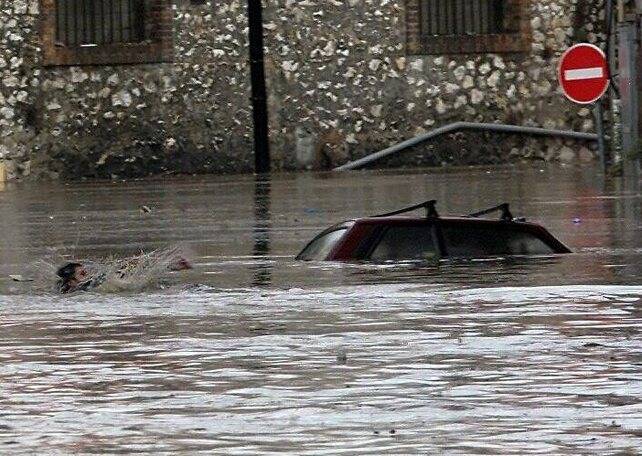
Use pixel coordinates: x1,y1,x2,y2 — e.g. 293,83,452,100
252,175,271,286
594,103,607,174
247,0,270,173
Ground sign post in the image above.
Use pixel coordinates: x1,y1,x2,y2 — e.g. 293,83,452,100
558,43,610,171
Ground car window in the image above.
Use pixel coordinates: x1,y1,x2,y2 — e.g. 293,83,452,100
441,224,554,257
370,225,437,261
297,229,347,261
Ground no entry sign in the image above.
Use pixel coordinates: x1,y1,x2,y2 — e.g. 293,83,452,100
558,43,610,104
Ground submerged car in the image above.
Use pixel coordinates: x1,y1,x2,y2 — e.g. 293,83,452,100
296,200,571,262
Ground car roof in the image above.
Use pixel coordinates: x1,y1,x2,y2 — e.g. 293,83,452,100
324,216,570,259
337,216,548,231
297,203,572,261
353,216,531,224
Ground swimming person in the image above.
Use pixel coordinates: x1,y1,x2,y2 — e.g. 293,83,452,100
56,250,193,294
56,262,94,293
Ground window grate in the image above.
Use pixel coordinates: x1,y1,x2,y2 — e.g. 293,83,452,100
55,0,146,47
419,0,505,37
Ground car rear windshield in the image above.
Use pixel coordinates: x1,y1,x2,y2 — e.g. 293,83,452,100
370,225,438,261
297,228,347,261
441,224,554,257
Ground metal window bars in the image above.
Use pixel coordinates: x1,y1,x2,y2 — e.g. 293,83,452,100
55,0,146,47
419,0,505,37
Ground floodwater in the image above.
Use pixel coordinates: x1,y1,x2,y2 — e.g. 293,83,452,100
0,165,640,455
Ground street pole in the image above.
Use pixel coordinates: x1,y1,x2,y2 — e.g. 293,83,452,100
617,0,642,180
247,0,270,174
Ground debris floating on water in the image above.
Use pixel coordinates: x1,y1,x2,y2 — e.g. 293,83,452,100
9,275,33,282
583,342,606,348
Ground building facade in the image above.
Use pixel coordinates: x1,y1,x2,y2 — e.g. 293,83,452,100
0,0,604,179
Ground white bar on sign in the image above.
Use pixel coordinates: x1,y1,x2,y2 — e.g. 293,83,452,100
564,67,604,81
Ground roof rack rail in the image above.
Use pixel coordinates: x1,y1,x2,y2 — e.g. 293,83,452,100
468,203,514,222
374,200,439,219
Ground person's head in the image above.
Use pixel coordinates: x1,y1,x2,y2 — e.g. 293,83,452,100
168,256,192,271
56,262,88,293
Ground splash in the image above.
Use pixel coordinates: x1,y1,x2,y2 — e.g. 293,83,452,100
96,246,193,293
22,245,194,294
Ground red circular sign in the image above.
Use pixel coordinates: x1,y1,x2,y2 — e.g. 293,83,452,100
558,43,610,104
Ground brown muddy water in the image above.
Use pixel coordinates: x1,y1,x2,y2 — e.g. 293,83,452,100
0,165,640,455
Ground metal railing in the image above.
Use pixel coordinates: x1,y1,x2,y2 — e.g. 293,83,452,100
333,122,600,172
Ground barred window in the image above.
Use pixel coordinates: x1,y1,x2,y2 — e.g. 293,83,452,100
406,0,531,55
42,0,173,66
420,0,505,37
55,0,146,47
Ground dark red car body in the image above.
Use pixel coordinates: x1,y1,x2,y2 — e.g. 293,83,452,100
297,202,571,262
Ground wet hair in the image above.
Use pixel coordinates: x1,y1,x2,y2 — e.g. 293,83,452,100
57,262,83,280
168,257,192,271
57,262,83,294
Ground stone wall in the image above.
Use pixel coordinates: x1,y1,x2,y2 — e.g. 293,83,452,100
0,0,41,179
2,0,254,179
264,0,605,168
0,0,606,180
